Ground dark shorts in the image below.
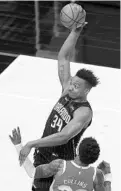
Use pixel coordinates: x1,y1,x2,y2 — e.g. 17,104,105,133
32,185,49,191
33,148,56,191
32,186,49,191
32,176,53,191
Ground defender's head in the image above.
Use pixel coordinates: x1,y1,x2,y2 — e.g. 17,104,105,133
68,68,99,99
78,137,100,165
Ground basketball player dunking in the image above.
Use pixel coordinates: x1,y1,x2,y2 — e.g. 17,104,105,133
10,128,112,191
18,23,99,191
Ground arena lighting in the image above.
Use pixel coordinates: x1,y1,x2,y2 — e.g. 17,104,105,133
0,55,120,191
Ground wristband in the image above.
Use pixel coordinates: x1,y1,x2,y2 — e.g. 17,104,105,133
15,143,35,178
104,173,112,182
15,143,23,154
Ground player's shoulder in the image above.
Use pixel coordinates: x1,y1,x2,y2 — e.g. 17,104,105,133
50,159,65,174
50,159,64,169
74,105,92,121
94,168,104,184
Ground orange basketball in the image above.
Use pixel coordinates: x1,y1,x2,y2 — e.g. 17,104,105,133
60,3,86,29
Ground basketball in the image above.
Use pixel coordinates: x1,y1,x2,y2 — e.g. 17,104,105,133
60,3,86,29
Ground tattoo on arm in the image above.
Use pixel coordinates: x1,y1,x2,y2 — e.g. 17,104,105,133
34,159,63,179
58,57,71,88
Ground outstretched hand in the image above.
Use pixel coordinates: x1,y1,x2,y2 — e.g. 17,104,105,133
9,127,32,166
9,127,21,145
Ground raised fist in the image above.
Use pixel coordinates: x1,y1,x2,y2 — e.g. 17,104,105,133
97,160,111,175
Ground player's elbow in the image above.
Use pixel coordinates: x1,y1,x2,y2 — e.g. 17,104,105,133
64,122,84,142
59,131,69,144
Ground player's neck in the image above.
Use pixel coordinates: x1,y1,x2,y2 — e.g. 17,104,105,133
68,94,87,103
78,97,87,103
74,156,88,167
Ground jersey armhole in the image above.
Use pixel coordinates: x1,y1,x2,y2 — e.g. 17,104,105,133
93,167,97,181
93,168,105,181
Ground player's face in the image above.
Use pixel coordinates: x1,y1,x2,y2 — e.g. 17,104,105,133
68,76,87,99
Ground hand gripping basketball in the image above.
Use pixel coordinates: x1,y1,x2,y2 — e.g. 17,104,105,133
60,3,86,29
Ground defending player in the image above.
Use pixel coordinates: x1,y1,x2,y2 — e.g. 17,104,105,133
9,127,112,191
18,23,99,191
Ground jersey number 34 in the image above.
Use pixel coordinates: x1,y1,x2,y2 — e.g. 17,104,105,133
51,114,63,132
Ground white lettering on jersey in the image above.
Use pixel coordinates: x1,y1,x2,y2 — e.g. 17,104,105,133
51,114,63,132
54,102,71,124
58,185,87,191
64,179,88,189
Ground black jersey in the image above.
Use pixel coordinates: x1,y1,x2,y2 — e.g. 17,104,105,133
33,94,92,189
34,94,92,166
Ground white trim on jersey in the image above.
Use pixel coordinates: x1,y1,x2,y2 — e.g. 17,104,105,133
71,160,91,169
49,160,66,191
62,160,66,174
93,167,97,181
49,179,55,191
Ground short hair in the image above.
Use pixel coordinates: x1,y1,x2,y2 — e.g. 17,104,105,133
76,68,99,88
78,137,100,165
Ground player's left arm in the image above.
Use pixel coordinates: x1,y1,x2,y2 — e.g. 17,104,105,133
15,145,63,178
93,169,105,191
34,159,64,179
60,106,92,140
29,106,92,148
9,128,64,178
19,107,91,165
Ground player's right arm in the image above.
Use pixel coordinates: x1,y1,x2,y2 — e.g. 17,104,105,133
93,168,105,191
97,161,112,191
58,24,85,91
93,168,112,191
104,182,111,191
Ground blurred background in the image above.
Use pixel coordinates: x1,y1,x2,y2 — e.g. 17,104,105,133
0,0,120,74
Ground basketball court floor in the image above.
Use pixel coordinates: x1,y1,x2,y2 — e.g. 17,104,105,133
0,55,120,191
